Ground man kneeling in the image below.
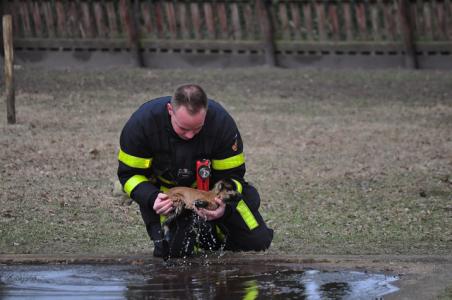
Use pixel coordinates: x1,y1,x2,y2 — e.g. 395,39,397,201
117,84,273,259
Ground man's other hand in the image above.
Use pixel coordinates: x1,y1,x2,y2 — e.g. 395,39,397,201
195,197,225,221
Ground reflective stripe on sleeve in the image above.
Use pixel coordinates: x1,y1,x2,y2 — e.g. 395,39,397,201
118,149,152,169
236,199,259,230
231,179,243,194
212,153,245,170
124,175,149,197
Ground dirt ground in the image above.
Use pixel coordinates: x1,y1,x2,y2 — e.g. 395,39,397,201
0,66,451,298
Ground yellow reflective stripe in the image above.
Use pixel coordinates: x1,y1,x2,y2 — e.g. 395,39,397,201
215,225,225,242
212,153,245,170
243,280,259,300
231,179,243,194
159,185,169,224
157,176,176,186
236,199,259,230
160,214,167,224
124,175,149,197
118,149,152,169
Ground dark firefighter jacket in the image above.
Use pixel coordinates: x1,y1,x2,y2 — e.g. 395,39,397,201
117,96,259,231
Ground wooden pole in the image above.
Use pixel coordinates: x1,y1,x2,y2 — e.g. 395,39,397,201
0,2,4,53
3,15,16,124
399,0,418,69
131,0,144,67
256,0,277,67
119,0,144,67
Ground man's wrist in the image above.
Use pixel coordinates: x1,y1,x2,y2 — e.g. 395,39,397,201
215,204,232,222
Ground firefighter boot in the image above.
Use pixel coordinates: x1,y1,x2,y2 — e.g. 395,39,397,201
150,223,169,259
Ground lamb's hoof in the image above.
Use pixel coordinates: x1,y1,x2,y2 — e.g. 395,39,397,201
194,200,209,208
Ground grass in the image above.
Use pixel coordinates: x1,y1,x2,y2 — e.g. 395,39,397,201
438,284,452,300
0,66,451,256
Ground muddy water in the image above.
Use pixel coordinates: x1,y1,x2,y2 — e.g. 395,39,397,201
0,259,399,299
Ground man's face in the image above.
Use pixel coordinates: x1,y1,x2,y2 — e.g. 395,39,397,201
167,103,206,140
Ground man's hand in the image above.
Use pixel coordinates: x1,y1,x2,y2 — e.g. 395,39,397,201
153,193,174,215
195,197,225,221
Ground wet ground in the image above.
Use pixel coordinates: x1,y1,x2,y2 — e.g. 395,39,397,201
0,260,398,299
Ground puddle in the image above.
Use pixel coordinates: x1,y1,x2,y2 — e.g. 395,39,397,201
0,260,399,299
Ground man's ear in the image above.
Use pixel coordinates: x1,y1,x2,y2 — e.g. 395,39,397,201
167,103,173,116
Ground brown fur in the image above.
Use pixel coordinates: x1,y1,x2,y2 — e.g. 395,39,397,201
163,179,240,228
166,187,219,211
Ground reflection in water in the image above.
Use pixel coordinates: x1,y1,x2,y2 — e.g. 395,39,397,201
243,280,259,300
320,282,351,299
0,260,399,299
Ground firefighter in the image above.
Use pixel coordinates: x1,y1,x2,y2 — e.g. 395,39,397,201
117,84,273,259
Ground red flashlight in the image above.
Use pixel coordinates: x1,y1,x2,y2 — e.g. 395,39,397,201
196,159,211,191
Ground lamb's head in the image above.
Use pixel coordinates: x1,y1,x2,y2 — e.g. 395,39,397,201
213,179,241,203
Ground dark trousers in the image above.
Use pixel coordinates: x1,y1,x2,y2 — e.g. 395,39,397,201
139,183,274,258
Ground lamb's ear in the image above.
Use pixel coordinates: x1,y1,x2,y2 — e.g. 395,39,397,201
220,179,237,190
226,179,236,190
213,180,224,191
218,181,225,190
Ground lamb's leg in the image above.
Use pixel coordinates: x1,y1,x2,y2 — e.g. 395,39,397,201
162,215,175,243
162,204,186,242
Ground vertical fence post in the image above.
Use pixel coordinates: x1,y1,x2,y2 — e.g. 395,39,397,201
0,9,3,62
256,0,277,67
0,1,3,51
120,0,144,67
399,0,418,69
3,15,16,124
132,0,144,67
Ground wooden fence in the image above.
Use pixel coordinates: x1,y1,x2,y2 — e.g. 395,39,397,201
4,0,452,41
2,0,452,68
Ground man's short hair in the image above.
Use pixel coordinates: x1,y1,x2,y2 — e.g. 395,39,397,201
171,84,208,114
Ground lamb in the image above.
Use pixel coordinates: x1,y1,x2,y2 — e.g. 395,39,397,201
162,179,240,228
